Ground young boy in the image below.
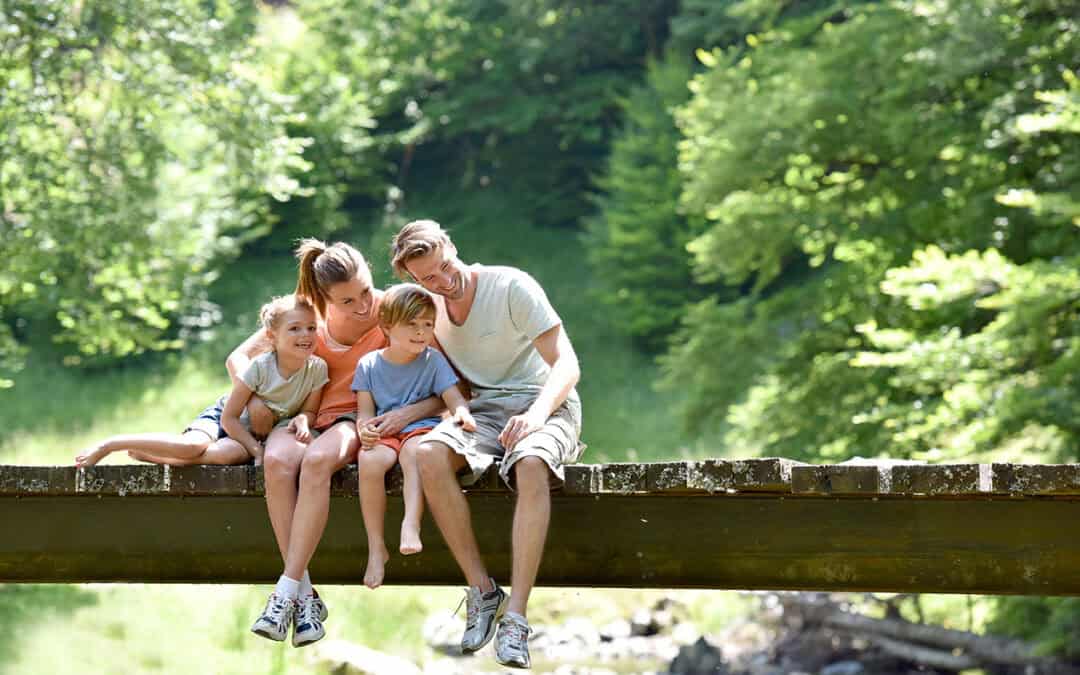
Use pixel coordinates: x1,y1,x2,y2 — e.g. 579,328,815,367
352,283,475,588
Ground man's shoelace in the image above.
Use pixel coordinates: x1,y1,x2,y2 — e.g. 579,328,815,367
498,619,530,651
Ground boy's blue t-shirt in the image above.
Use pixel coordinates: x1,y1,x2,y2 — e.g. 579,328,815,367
351,346,459,433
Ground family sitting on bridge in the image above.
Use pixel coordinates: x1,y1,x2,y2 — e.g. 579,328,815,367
76,220,584,670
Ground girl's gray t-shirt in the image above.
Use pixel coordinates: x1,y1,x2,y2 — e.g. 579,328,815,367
351,346,459,433
239,352,329,427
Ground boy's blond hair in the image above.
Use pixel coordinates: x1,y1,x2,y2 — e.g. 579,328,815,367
259,294,316,331
390,219,453,280
379,283,437,329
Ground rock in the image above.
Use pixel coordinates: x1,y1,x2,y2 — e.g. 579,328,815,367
599,618,632,641
672,621,701,646
820,661,865,675
314,639,422,675
669,636,727,674
421,610,466,656
631,608,659,636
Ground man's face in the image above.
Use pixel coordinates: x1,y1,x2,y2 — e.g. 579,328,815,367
405,244,467,301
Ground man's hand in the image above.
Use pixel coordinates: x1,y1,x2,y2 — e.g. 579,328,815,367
498,409,547,450
287,416,312,443
368,409,410,437
247,397,274,439
358,422,380,450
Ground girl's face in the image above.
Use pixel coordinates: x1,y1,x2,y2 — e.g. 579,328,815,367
325,276,376,323
385,311,435,357
269,308,318,358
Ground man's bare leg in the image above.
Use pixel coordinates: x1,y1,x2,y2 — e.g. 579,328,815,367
416,440,492,590
507,456,551,617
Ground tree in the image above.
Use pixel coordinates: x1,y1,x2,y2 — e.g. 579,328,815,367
0,0,308,384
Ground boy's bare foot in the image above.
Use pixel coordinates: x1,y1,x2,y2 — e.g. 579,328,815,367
363,547,390,589
75,444,111,468
399,524,423,556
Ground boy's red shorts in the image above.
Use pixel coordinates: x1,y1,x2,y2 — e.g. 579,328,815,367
377,426,435,453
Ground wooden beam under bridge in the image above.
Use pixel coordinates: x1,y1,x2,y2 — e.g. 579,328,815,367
2,460,1080,594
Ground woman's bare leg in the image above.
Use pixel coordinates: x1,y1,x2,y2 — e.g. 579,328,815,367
76,430,211,467
282,422,358,580
262,427,308,562
357,444,397,589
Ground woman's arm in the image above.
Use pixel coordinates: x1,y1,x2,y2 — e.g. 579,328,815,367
367,395,444,437
355,391,379,450
226,328,275,437
221,381,263,462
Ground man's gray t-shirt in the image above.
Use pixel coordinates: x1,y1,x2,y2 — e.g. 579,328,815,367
351,346,459,433
434,265,579,404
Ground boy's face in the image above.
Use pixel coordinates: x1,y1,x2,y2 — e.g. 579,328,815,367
385,311,435,357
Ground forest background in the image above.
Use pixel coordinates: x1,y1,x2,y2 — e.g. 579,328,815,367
1,0,1078,671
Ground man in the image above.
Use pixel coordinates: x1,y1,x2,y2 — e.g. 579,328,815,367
390,219,583,669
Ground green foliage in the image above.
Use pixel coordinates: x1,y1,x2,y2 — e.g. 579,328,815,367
584,55,718,351
298,0,680,226
0,0,308,380
990,597,1080,659
662,0,1079,462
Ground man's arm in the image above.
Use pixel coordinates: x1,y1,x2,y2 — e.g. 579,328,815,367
498,322,580,450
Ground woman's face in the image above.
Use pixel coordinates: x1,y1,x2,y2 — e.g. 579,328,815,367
325,275,376,323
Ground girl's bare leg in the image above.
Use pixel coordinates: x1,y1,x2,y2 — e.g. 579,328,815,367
357,444,397,589
398,437,426,556
282,423,358,580
130,438,252,466
76,430,211,467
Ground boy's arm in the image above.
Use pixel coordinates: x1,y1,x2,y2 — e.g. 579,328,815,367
221,381,263,460
226,329,276,437
440,383,476,431
355,391,379,450
499,322,579,450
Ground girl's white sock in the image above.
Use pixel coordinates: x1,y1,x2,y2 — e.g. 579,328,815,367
275,575,300,601
299,570,313,599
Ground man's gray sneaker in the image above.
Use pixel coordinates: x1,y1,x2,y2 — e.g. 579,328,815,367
460,579,508,653
251,592,295,642
495,612,532,668
292,594,326,648
307,590,328,622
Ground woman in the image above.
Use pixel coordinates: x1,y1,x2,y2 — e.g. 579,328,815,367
238,239,441,647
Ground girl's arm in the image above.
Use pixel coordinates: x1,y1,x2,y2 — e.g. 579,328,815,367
440,383,476,431
221,380,264,462
226,329,275,437
286,385,324,443
355,391,379,450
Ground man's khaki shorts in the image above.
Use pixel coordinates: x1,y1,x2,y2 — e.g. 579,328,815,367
420,390,584,489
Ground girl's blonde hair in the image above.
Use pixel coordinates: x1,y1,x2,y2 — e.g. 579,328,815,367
379,283,437,328
294,238,372,318
258,295,316,331
390,219,453,280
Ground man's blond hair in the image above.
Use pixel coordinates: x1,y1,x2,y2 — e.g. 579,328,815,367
390,219,453,280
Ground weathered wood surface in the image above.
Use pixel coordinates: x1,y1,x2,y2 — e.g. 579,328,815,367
3,460,1080,593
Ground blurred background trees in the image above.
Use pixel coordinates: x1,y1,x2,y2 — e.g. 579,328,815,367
2,0,1078,657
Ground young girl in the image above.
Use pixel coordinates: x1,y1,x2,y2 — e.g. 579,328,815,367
75,295,329,468
352,283,475,589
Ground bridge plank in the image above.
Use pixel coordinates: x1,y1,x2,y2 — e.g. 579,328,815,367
991,464,1080,495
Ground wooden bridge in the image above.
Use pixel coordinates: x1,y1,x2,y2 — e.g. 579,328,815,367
3,459,1079,594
